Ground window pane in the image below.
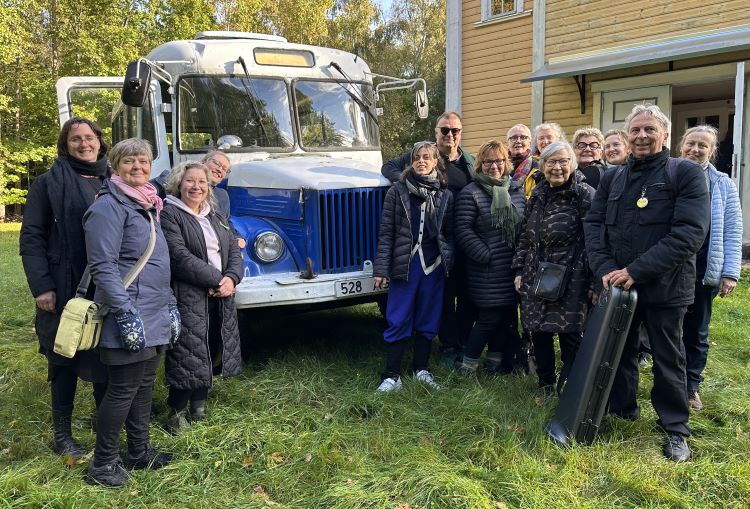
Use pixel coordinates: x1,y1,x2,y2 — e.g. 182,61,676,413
294,81,378,149
491,0,517,15
178,76,294,151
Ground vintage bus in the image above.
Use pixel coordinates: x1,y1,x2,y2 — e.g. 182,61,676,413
57,31,427,311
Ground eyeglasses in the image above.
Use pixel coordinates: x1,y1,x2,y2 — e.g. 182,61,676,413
481,159,506,168
545,158,571,168
508,135,530,142
207,157,230,174
68,135,98,145
575,142,601,151
438,127,462,136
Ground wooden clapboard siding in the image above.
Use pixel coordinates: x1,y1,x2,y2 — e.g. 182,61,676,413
461,0,534,153
546,0,750,59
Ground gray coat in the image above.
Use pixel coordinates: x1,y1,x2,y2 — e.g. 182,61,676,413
83,180,172,349
160,201,244,390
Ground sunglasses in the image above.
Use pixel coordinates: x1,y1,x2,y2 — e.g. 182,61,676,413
438,127,462,136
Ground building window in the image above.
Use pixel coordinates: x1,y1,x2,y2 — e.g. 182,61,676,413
482,0,523,20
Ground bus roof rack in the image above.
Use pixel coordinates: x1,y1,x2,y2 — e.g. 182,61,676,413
194,31,288,43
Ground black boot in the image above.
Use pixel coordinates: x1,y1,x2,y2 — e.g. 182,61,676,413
51,406,85,459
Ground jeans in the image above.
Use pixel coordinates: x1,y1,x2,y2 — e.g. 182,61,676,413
682,281,719,392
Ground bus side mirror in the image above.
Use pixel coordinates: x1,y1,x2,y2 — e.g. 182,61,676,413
416,90,429,119
121,61,151,107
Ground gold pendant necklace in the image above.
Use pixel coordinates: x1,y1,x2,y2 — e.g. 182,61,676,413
636,186,648,208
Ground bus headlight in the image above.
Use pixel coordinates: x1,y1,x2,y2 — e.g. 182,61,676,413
254,232,285,262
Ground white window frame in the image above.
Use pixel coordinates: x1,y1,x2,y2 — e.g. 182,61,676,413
481,0,523,22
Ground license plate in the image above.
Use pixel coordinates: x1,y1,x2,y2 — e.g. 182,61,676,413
335,277,388,297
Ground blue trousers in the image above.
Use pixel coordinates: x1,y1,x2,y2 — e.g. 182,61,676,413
683,281,719,392
383,256,445,343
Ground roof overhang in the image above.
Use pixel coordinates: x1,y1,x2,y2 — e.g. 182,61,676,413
522,24,750,83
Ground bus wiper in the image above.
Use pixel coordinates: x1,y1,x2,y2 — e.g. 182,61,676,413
237,56,271,146
328,61,378,126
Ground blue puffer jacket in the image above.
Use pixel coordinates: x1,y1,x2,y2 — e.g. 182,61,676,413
703,163,742,287
83,180,172,350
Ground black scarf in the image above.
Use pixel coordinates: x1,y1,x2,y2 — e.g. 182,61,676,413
405,170,442,239
47,155,110,285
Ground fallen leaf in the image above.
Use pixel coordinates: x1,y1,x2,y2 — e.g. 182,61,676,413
214,460,223,468
65,455,85,468
495,502,508,509
1,448,10,455
8,420,16,428
130,490,140,496
242,455,254,468
303,454,312,462
324,413,333,421
394,504,412,509
268,452,285,467
254,485,266,494
347,456,353,462
346,479,354,485
533,395,544,406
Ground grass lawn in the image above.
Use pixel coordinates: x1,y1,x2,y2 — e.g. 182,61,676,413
1,223,750,508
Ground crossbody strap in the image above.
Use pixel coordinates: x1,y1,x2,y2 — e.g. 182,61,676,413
75,211,157,298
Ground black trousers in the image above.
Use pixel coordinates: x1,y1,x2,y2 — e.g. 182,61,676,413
609,304,690,436
382,335,432,380
464,305,518,360
439,264,476,350
50,363,107,415
94,353,161,464
531,331,580,387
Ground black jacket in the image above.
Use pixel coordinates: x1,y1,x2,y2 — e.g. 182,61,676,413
20,158,103,348
381,148,475,194
512,171,595,333
584,149,710,306
454,180,525,307
374,182,454,281
161,202,244,390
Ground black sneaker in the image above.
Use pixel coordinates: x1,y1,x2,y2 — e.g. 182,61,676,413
662,433,691,462
85,459,131,487
125,445,172,470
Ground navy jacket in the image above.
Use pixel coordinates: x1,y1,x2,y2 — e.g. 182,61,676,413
374,182,454,281
584,149,710,306
83,180,172,349
454,180,525,308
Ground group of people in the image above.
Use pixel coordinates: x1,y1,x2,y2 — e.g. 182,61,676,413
20,119,243,487
374,105,742,462
19,103,741,488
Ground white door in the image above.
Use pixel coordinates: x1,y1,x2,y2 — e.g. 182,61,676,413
56,77,170,178
734,62,750,241
600,85,672,146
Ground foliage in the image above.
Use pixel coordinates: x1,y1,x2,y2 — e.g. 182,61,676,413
2,228,750,507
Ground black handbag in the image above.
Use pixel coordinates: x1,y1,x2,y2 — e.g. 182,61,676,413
530,226,582,302
531,260,571,301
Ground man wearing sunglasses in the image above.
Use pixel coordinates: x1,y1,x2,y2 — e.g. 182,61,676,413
381,111,476,364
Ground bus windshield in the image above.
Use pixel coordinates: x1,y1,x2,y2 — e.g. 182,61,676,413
294,80,379,150
178,76,295,151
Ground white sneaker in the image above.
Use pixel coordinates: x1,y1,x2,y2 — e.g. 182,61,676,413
376,376,402,393
414,370,441,390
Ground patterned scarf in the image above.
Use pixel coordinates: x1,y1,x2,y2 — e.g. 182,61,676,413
405,170,441,239
473,172,519,247
511,153,533,182
110,175,164,220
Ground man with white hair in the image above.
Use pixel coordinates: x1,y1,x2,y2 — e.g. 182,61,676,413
584,104,709,462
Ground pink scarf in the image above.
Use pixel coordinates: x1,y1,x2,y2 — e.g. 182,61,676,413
110,175,164,220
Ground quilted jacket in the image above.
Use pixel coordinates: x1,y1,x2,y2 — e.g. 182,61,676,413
160,201,244,390
703,163,743,286
454,179,525,308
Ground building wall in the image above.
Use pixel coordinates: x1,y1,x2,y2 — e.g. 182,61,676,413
461,0,535,153
542,0,750,135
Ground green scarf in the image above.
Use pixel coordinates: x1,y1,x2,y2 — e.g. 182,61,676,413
473,172,519,246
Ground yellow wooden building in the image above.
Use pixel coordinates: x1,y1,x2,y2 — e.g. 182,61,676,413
447,0,750,238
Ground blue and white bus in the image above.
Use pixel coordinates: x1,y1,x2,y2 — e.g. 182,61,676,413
57,31,427,311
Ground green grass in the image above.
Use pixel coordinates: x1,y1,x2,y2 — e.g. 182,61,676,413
2,223,750,508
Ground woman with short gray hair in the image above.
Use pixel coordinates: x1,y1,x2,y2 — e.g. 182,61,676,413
572,127,607,189
512,141,594,397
